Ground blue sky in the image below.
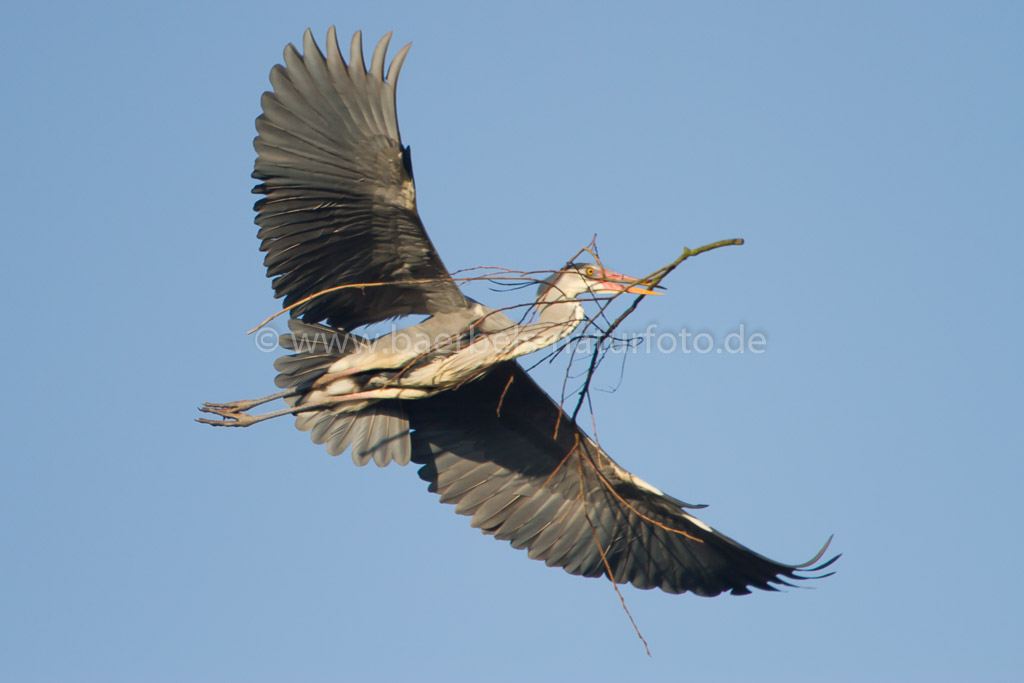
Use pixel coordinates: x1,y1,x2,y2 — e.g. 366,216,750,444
2,1,1021,681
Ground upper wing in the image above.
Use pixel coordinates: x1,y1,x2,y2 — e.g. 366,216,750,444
253,28,468,329
408,363,837,596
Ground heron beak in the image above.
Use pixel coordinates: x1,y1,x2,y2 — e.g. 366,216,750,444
599,269,664,295
623,284,664,295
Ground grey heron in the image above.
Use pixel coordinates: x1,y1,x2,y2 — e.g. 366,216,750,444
201,28,837,596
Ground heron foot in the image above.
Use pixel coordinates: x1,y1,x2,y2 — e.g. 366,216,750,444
196,390,298,426
197,405,259,427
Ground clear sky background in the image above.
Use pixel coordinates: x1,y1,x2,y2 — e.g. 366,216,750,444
2,2,1021,681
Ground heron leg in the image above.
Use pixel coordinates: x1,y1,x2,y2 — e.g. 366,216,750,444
197,387,426,427
197,398,340,428
326,387,432,401
200,389,297,413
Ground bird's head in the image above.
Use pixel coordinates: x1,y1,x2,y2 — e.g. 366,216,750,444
538,263,664,300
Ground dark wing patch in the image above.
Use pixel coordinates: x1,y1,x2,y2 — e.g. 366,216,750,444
253,28,468,328
408,363,837,596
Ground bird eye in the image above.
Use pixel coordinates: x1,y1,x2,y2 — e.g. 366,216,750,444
585,267,595,277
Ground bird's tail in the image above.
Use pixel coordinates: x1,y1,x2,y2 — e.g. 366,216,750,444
273,319,411,467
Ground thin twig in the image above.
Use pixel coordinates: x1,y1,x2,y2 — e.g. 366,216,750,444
495,373,515,418
577,448,651,657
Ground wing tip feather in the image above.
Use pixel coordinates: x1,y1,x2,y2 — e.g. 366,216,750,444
793,534,839,570
371,31,393,79
349,30,365,75
388,42,412,84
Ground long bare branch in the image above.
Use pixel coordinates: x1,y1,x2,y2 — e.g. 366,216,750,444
569,238,744,422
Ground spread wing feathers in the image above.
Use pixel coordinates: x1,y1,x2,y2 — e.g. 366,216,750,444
253,27,468,329
409,363,838,596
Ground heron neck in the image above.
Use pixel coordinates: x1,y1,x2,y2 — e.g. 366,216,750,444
504,290,584,359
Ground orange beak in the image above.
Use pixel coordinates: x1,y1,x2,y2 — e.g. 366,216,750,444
597,268,664,295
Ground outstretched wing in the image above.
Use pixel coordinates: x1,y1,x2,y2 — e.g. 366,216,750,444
253,28,468,329
408,363,837,596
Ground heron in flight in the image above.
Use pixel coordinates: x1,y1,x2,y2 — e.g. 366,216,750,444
201,28,837,596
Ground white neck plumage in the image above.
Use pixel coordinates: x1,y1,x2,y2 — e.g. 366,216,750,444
498,285,586,361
